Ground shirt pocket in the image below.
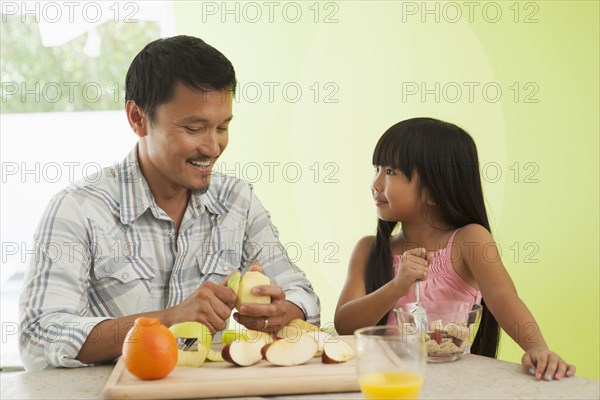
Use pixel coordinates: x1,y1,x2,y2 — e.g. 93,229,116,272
92,256,157,315
197,250,240,284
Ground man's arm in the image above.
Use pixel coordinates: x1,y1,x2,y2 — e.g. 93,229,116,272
75,311,164,364
19,191,237,369
19,191,104,370
75,277,236,364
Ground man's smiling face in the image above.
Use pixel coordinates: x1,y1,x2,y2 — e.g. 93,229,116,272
138,82,233,195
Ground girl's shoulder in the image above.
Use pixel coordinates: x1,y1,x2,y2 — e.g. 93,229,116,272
451,224,497,283
352,235,376,256
348,236,376,269
453,224,495,255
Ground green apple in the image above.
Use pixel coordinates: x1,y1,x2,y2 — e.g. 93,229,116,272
235,271,271,313
221,328,272,345
169,322,212,367
206,349,225,362
226,271,241,294
221,329,249,345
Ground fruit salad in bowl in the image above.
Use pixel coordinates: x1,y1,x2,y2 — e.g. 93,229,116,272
394,301,482,363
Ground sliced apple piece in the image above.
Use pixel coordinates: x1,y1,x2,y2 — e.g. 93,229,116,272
275,318,320,339
260,342,271,359
305,330,328,357
169,322,212,367
206,348,224,362
429,330,443,344
169,322,212,351
176,348,207,367
235,271,271,313
290,318,320,332
245,329,273,344
221,338,265,367
221,328,272,345
322,338,355,364
265,334,318,366
275,323,303,341
221,329,250,345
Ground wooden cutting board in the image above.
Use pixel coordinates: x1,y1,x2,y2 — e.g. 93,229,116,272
102,335,359,399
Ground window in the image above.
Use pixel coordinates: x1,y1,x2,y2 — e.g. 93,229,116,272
1,0,173,368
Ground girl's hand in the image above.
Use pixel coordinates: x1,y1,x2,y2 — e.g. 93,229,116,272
394,248,431,294
522,346,576,381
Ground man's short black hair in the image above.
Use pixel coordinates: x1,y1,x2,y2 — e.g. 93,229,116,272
125,35,237,121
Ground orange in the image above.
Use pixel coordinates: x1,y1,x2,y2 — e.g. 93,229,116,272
122,317,178,380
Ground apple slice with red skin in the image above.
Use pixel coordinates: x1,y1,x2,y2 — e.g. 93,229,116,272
322,338,355,364
261,343,270,360
429,330,443,344
264,334,318,366
221,339,265,367
304,330,328,357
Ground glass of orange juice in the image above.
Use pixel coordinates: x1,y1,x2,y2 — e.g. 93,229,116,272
355,325,426,400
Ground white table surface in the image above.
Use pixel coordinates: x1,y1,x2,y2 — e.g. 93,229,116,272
1,354,598,399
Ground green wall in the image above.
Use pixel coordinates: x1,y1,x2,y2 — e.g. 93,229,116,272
175,1,599,378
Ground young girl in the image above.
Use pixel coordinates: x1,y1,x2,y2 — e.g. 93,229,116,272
335,117,575,381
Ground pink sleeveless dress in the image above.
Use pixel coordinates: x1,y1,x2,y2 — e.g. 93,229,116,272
386,229,482,325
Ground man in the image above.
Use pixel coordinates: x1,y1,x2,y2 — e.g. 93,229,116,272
19,35,320,370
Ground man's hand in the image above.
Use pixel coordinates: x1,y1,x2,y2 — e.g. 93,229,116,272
77,276,236,364
233,264,304,333
167,278,237,334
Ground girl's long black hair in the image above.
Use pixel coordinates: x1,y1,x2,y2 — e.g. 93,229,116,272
366,117,500,358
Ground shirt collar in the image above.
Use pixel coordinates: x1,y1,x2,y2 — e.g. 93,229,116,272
117,146,154,225
118,146,229,225
192,182,230,216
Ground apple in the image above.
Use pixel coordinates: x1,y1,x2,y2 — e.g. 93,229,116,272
235,271,271,313
221,329,249,345
221,338,265,367
322,338,355,364
206,349,224,362
291,318,320,332
305,330,328,357
169,322,211,367
429,330,443,344
221,328,272,345
245,329,273,344
275,319,325,356
226,271,241,294
264,334,318,366
275,318,320,340
260,342,271,359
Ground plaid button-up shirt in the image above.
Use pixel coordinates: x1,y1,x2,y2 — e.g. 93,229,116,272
19,146,320,370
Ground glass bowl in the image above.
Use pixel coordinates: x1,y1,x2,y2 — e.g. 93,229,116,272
394,301,482,363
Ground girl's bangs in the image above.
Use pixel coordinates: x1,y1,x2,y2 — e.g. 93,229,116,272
372,126,415,177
